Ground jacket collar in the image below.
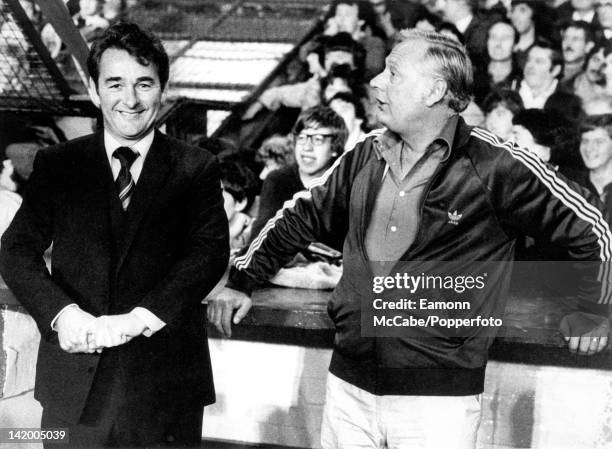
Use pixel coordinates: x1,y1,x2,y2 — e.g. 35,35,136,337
373,114,464,161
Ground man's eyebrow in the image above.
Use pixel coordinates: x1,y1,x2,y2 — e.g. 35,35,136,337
135,76,157,83
102,76,157,84
103,76,123,84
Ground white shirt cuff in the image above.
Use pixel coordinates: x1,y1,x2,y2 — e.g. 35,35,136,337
50,303,79,331
131,307,166,337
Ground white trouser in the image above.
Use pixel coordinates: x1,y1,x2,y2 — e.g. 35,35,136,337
321,372,482,449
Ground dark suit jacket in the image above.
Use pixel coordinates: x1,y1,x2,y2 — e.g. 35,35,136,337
556,1,601,29
0,130,229,424
463,14,492,68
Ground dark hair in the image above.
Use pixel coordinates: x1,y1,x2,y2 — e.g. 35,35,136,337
219,160,258,210
327,91,366,121
320,63,366,100
513,109,580,167
87,21,169,89
256,134,295,166
292,105,348,160
581,114,612,139
561,20,595,44
544,91,585,126
482,89,524,115
511,0,559,45
327,0,386,39
323,32,366,76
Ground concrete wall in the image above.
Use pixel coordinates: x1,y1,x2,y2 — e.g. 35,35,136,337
205,339,612,449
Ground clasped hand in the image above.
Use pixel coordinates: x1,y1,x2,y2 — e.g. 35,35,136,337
56,307,146,353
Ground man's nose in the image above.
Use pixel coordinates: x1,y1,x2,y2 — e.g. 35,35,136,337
122,87,139,108
370,72,383,89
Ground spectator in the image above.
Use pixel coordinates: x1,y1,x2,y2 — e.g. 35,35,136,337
256,134,295,180
433,0,491,66
560,20,595,81
219,160,258,256
376,0,428,43
473,18,520,104
320,63,366,102
482,89,524,140
516,39,563,108
512,108,583,179
579,114,612,209
509,0,558,70
557,0,600,26
595,0,612,40
328,91,368,150
247,33,365,117
103,0,127,23
561,42,606,104
324,0,386,79
73,0,109,42
249,106,347,246
544,90,586,125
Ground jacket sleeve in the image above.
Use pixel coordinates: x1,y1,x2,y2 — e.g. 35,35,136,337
0,151,75,337
228,138,374,294
136,156,230,325
492,141,612,314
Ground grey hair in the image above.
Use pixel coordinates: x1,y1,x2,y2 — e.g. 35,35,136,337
397,29,473,112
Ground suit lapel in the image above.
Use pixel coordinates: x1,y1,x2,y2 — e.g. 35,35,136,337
115,130,172,273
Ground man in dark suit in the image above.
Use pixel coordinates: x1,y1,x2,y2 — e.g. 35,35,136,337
556,0,600,28
433,0,492,67
0,21,229,448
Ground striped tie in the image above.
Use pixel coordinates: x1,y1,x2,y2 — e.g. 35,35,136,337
113,146,139,210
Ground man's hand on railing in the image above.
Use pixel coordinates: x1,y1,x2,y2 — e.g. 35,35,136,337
560,312,610,355
207,287,252,338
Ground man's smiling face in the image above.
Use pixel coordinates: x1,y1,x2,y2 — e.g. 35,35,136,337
89,48,162,146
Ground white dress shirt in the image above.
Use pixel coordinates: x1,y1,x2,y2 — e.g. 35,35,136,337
572,10,595,23
518,79,558,109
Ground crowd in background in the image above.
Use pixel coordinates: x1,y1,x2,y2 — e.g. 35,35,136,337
5,0,612,281
229,0,612,271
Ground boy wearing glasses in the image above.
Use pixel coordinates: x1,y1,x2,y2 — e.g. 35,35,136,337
248,105,348,243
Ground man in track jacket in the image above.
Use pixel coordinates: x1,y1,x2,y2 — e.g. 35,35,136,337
209,29,611,449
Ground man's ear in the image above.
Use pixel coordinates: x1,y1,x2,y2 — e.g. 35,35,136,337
551,64,562,79
425,78,448,107
87,77,101,108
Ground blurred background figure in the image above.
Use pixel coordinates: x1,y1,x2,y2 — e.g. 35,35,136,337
578,114,612,215
256,134,295,180
516,39,563,108
512,108,584,180
327,91,368,151
482,88,524,140
560,20,595,82
219,160,258,257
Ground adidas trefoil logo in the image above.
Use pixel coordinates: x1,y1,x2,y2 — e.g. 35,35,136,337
447,210,462,225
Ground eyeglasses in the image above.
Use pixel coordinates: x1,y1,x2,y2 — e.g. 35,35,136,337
295,133,334,147
596,1,612,7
